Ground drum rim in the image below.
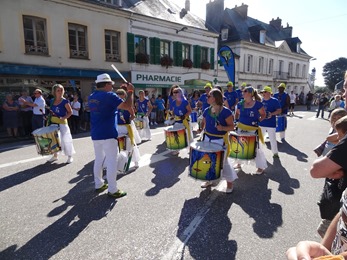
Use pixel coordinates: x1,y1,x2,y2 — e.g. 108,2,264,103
32,125,59,134
164,126,186,131
190,141,224,152
230,131,257,137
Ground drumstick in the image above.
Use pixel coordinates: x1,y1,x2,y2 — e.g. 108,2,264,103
111,64,128,83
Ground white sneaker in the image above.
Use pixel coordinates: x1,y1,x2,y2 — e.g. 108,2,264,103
66,157,73,164
154,122,158,125
226,187,234,194
47,156,58,162
200,181,218,188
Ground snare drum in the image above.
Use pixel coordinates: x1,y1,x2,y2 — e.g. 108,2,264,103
32,125,61,155
117,135,127,151
164,125,188,150
189,141,224,181
276,115,287,132
134,118,144,130
229,131,257,160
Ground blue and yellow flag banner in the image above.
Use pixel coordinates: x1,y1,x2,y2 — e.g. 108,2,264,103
218,46,235,85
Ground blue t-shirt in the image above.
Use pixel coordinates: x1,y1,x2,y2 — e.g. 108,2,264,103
203,106,232,140
199,93,209,111
172,99,189,123
236,89,243,100
117,109,131,125
50,98,69,118
273,92,288,114
155,98,165,110
259,97,281,128
137,98,149,114
190,97,199,109
88,90,123,140
224,90,238,108
237,100,263,126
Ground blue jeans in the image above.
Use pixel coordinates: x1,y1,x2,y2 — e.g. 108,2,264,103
316,106,325,118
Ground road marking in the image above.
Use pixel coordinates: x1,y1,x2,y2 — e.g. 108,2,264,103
162,183,224,260
0,156,47,169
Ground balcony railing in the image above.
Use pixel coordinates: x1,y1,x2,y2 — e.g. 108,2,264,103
106,53,121,62
273,71,289,80
70,49,88,59
25,45,49,55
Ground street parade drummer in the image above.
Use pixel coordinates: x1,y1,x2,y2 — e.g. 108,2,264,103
198,89,237,193
169,87,193,155
135,90,152,141
234,86,267,175
116,88,141,170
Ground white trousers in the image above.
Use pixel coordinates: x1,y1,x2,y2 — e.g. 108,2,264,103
118,125,141,164
58,123,75,157
260,126,278,154
138,116,151,140
203,136,238,182
92,138,118,193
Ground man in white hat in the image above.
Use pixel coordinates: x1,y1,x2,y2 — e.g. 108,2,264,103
88,73,134,199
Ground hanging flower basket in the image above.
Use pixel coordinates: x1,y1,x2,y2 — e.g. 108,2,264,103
201,61,211,70
160,55,173,68
182,58,193,68
136,53,149,64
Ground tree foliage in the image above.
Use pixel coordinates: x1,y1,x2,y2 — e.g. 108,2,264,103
322,57,347,91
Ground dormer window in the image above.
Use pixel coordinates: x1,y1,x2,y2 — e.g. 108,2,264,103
296,42,301,53
221,29,228,41
259,30,266,44
100,0,122,6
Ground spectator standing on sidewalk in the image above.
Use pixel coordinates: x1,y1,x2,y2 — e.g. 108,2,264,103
316,93,329,119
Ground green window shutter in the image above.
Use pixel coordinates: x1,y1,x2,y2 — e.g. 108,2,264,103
210,48,215,70
150,38,155,64
193,45,201,68
173,41,183,66
150,37,160,64
127,33,135,63
154,37,160,64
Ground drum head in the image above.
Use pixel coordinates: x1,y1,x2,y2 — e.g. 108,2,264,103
165,125,185,132
233,131,256,137
32,125,59,135
190,141,223,152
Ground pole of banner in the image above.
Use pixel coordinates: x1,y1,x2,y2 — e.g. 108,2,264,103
111,64,128,83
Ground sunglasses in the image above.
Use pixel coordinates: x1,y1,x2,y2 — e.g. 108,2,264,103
173,91,180,94
243,90,248,93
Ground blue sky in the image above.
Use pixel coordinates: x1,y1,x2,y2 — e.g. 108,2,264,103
177,0,347,86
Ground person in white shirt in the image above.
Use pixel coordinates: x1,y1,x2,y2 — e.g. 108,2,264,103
289,90,297,116
70,93,81,134
20,89,46,131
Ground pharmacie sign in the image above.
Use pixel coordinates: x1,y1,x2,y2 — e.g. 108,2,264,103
132,71,183,85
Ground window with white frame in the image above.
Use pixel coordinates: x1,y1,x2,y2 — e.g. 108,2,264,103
221,29,228,41
247,55,253,73
302,65,306,78
268,59,274,75
135,35,147,55
160,40,170,57
68,23,88,59
182,44,191,60
295,64,300,77
288,62,293,77
201,47,208,62
105,30,121,62
23,15,48,55
258,57,264,74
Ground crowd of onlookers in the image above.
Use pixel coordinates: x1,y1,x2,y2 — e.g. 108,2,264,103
0,89,90,138
1,86,346,138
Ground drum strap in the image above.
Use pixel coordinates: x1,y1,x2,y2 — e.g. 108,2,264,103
205,131,231,158
125,124,135,145
182,117,192,142
238,123,264,144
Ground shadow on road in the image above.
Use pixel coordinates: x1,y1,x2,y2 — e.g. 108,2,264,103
276,140,308,162
0,161,116,260
176,189,238,259
0,162,66,192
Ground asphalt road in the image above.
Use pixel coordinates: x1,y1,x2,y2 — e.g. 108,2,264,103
0,108,331,260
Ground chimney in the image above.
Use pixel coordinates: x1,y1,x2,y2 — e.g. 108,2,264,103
205,0,224,32
269,17,282,30
282,23,293,37
233,3,248,19
185,0,190,12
